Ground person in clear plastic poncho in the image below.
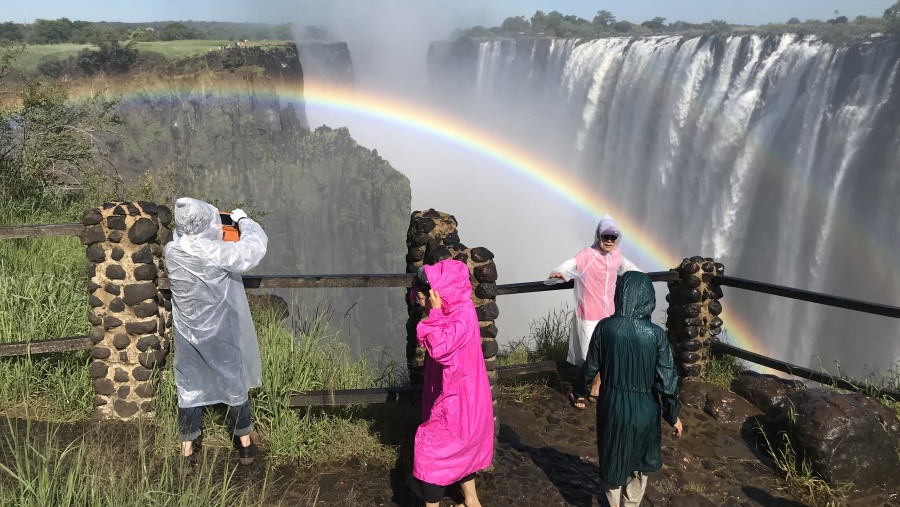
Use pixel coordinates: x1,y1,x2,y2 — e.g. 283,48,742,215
549,214,641,407
164,197,268,465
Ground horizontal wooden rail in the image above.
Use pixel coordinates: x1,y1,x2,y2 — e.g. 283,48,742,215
0,223,82,240
496,270,678,295
289,360,560,407
0,336,92,357
714,275,900,319
711,341,900,402
157,270,680,293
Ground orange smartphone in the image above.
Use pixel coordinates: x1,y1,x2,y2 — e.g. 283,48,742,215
219,212,240,242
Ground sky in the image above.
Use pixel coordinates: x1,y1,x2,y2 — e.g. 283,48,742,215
0,0,894,28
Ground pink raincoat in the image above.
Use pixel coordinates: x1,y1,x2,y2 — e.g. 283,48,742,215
413,260,494,486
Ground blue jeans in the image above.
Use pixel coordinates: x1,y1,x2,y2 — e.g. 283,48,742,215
178,400,253,442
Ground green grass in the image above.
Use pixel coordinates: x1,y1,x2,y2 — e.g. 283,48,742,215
0,196,94,421
702,351,745,390
0,418,273,506
11,44,91,72
497,305,569,367
134,40,290,60
12,40,291,73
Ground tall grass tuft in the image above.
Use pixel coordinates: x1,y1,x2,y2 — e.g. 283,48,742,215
759,429,852,507
497,306,571,401
0,196,94,422
0,417,272,506
498,305,570,366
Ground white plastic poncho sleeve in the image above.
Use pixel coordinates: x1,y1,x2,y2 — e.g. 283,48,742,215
164,198,268,408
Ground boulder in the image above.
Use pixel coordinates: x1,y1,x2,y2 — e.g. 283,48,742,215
762,388,900,491
731,371,802,412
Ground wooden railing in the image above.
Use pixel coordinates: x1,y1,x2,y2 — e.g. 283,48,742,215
3,222,898,403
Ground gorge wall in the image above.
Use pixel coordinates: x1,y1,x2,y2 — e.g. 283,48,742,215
85,44,410,357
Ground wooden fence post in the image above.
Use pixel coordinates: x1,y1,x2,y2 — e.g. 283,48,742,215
81,201,173,420
665,256,725,379
405,209,500,434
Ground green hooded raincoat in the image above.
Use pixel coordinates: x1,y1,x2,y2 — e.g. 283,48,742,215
573,271,681,486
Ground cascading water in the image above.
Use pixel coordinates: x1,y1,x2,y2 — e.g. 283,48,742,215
429,34,900,377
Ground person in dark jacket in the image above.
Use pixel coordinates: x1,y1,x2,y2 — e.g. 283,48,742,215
572,271,682,507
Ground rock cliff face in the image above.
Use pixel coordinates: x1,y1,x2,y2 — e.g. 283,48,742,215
84,45,411,355
297,42,354,85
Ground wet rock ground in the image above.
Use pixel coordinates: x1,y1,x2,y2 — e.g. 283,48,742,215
262,379,900,507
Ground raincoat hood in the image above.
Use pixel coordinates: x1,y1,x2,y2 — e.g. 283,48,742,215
174,197,222,241
614,271,655,320
423,260,472,313
593,214,622,247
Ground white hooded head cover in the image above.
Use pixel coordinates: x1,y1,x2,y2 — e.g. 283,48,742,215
594,214,622,246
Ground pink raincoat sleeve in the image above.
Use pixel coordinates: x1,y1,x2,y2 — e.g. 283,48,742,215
417,309,470,364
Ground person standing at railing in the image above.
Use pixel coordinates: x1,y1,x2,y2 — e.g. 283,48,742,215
164,197,268,466
406,259,493,507
572,271,682,507
548,214,641,409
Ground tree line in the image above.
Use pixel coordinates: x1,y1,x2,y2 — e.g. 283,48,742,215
0,19,295,45
459,4,900,39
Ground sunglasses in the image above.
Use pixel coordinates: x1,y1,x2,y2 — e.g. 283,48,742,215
600,235,619,242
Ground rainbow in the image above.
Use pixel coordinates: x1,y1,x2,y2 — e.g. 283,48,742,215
65,77,769,357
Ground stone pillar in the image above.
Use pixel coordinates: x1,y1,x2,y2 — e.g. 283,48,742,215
405,209,500,432
665,256,725,379
80,201,173,420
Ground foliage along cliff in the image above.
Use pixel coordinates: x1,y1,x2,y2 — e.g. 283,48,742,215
79,43,411,356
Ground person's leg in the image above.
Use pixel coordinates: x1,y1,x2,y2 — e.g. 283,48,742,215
226,399,253,442
457,474,482,507
178,406,203,456
620,471,648,507
420,480,445,507
590,373,602,400
601,481,622,507
226,399,256,464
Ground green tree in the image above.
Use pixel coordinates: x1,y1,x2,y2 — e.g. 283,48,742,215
593,10,616,28
641,17,667,31
786,17,802,25
530,10,548,34
706,19,731,35
36,56,65,78
885,1,900,34
69,20,98,44
28,18,74,44
129,27,158,42
0,22,25,42
78,31,138,74
0,81,121,199
612,20,634,33
501,16,530,33
159,22,194,41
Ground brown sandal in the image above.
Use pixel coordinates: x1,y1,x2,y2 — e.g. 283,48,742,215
567,389,587,411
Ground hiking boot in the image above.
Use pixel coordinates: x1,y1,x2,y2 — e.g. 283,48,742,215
238,443,257,465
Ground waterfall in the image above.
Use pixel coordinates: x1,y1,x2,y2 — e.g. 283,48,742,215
431,34,900,377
